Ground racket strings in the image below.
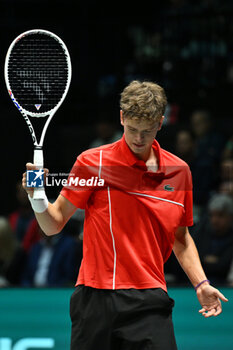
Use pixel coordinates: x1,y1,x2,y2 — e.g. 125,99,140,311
7,34,69,114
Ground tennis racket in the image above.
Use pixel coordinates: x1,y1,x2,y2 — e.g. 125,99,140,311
4,29,72,199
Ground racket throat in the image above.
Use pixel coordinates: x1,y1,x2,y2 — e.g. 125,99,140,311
33,147,44,168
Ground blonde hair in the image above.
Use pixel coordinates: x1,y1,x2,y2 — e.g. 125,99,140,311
120,80,167,121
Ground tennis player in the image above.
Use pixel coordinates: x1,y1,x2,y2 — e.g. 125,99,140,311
22,80,228,350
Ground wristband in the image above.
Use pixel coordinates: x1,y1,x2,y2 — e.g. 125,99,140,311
194,279,210,291
28,194,49,213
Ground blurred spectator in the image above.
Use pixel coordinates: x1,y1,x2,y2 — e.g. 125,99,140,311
227,258,233,286
163,102,180,126
21,225,81,287
192,193,233,285
0,216,26,287
218,158,233,199
8,181,37,245
22,218,41,252
222,135,233,160
0,217,18,287
220,158,233,182
174,128,203,223
175,129,195,166
190,109,226,206
219,180,233,199
89,120,122,148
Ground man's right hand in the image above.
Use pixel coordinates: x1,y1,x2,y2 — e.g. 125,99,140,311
22,164,77,235
22,163,49,198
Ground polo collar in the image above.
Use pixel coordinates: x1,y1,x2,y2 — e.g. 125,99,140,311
120,134,165,176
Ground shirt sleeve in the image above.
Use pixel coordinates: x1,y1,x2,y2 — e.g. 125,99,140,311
60,152,98,209
179,166,193,227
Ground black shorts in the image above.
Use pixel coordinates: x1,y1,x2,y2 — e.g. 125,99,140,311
70,285,177,350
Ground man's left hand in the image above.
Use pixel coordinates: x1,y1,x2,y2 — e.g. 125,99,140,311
197,284,228,317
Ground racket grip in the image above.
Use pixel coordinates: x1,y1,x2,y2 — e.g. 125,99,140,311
33,148,46,200
33,148,44,168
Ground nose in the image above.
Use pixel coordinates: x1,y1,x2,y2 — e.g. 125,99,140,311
135,132,144,143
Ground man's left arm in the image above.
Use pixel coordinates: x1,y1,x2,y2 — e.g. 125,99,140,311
173,226,228,317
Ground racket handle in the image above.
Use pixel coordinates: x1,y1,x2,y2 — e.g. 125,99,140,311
33,148,44,168
33,148,46,200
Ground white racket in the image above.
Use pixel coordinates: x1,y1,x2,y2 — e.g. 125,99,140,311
4,29,72,199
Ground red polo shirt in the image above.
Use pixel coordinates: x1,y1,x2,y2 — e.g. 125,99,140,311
61,135,193,291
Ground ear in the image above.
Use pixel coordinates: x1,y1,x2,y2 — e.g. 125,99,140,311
120,110,124,126
158,116,164,131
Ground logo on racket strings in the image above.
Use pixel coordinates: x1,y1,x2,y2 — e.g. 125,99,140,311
35,104,42,110
27,169,44,187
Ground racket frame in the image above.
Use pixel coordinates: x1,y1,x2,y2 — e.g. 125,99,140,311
4,29,72,199
4,29,72,148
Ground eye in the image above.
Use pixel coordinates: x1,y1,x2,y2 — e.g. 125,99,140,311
143,130,153,134
128,127,136,132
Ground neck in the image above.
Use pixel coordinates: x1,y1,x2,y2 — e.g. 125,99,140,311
145,148,158,172
137,148,152,162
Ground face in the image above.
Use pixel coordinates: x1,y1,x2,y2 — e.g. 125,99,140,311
209,210,232,235
219,181,233,198
221,159,233,181
120,111,163,160
176,131,193,156
191,112,210,137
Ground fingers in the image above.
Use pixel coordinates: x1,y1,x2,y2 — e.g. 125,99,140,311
22,172,28,188
216,291,228,303
204,308,217,318
23,163,47,197
26,162,37,170
213,305,222,316
198,286,229,318
204,306,221,318
22,171,34,197
22,164,49,197
199,303,223,318
26,163,49,175
200,307,222,318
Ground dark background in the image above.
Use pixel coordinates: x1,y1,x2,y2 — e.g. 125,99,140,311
1,0,233,214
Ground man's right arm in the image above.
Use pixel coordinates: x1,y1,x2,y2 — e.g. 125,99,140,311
33,195,77,235
22,163,77,236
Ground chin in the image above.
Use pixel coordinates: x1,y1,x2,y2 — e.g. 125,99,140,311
131,146,143,154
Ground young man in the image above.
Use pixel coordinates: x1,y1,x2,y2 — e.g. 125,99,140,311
22,80,228,350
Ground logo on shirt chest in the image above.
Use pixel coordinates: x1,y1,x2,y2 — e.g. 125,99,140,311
164,184,174,192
